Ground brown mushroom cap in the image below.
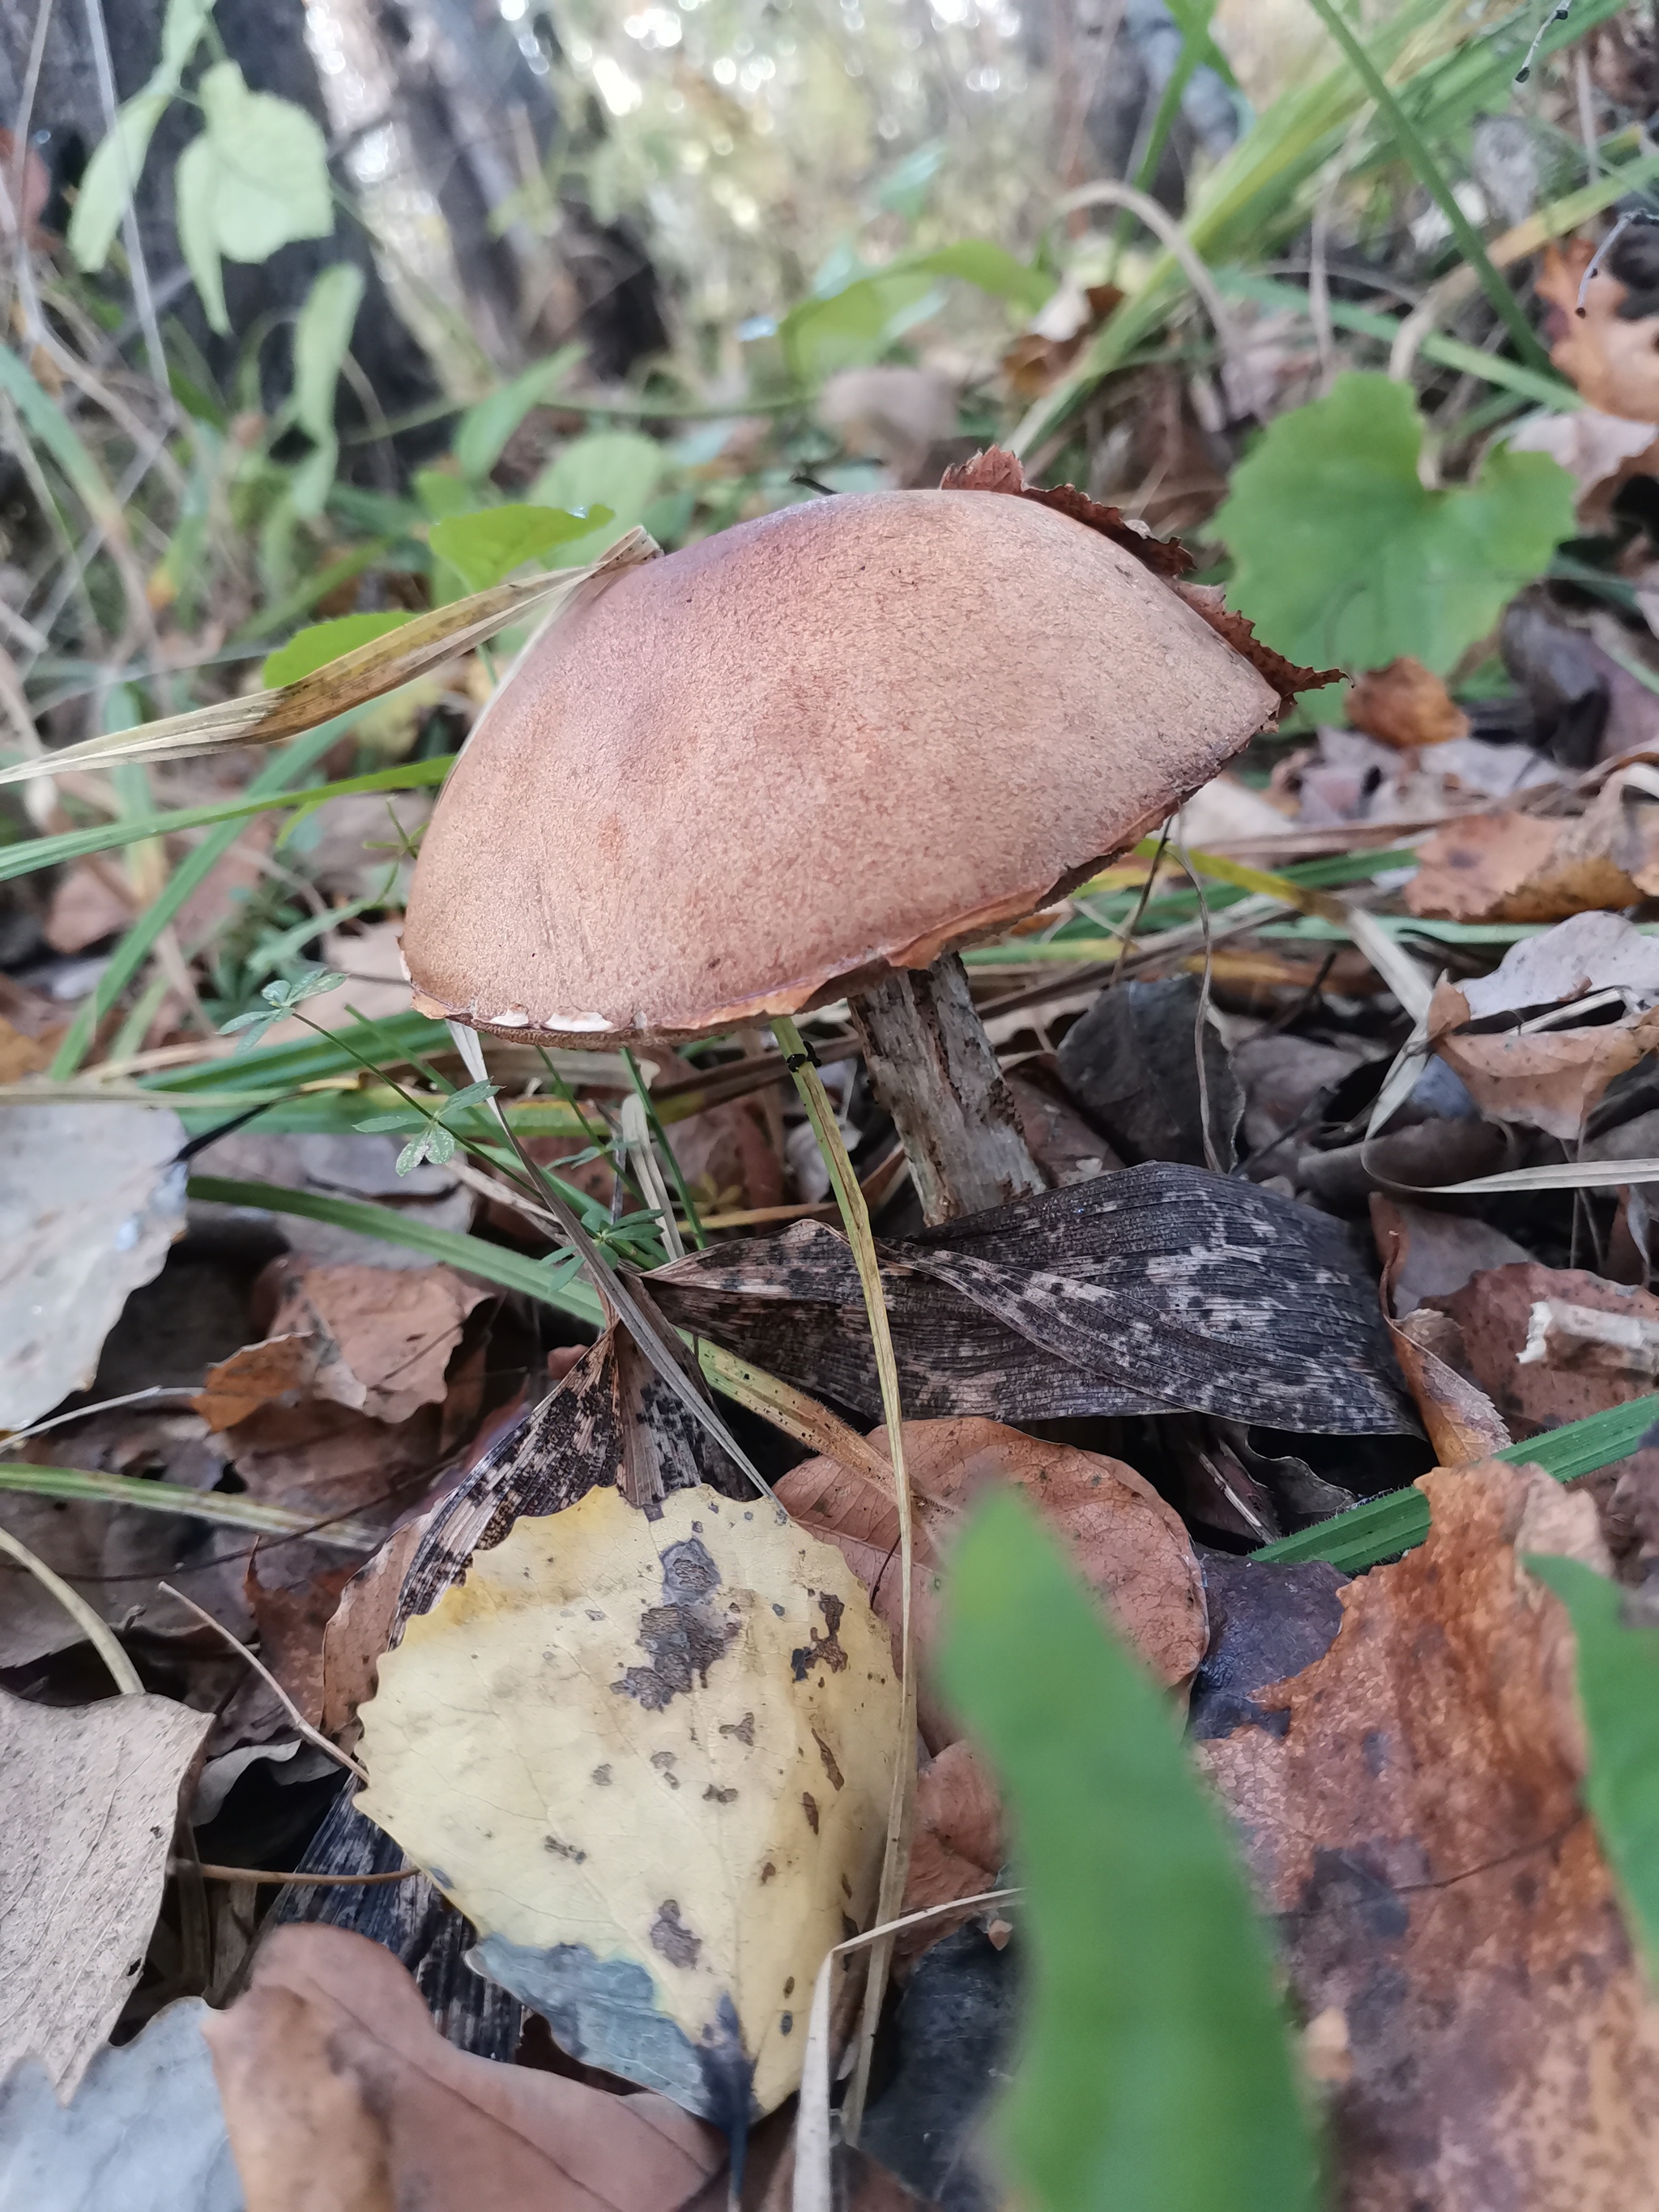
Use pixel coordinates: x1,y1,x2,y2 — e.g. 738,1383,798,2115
402,488,1279,1046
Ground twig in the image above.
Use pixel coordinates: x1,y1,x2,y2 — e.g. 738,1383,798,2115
774,1016,915,2145
0,1523,143,1694
159,1580,368,1785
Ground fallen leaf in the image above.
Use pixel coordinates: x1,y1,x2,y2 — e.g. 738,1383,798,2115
198,1262,484,1429
1345,657,1469,749
1232,1032,1371,1158
0,1684,211,2096
776,1416,1207,1747
1431,1262,1659,1435
356,1482,899,2122
1203,1460,1659,2212
1407,772,1659,924
204,1923,738,2211
651,1163,1413,1435
1004,1055,1120,1187
1538,236,1659,424
0,1103,186,1430
1371,1200,1512,1465
1507,405,1659,513
0,1997,241,2212
1187,1552,1348,1744
1428,910,1659,1139
43,862,133,957
244,1541,360,1727
900,1738,1004,1940
1367,1195,1529,1317
1056,976,1243,1170
187,1130,473,1272
0,1014,60,1084
319,1514,430,1750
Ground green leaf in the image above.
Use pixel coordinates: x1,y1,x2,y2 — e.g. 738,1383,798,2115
260,612,414,688
67,0,215,271
529,432,664,564
453,344,584,482
429,502,608,592
68,93,170,273
1525,1556,1659,1980
939,1490,1318,2212
1212,371,1576,676
288,261,365,518
173,63,334,336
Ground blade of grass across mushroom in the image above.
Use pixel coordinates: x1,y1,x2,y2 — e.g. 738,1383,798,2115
0,528,661,788
774,1013,915,2145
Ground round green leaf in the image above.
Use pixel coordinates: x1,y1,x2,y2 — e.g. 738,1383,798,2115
262,613,414,688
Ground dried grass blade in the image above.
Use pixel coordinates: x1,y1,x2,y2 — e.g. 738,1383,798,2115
0,1522,142,1694
0,531,660,788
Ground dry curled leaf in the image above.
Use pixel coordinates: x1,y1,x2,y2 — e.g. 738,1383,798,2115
1345,657,1469,750
776,1415,1206,1748
356,1483,898,2124
1203,1460,1659,2212
204,1924,740,2212
1408,773,1659,925
1427,910,1659,1140
1371,1200,1511,1465
1539,236,1659,424
0,1685,211,2097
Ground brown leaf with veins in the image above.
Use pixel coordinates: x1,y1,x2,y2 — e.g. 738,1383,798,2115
1345,658,1469,750
1408,774,1659,926
777,1416,1206,1747
1202,1459,1659,2212
1431,1261,1659,1436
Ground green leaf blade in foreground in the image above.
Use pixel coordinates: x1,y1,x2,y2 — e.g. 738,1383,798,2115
1213,372,1576,676
1524,1555,1659,1981
939,1490,1318,2212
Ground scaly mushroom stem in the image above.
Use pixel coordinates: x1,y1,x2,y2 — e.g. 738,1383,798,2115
774,1016,915,2145
848,952,1043,1225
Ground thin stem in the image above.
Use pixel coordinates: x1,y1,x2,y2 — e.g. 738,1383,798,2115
0,1524,142,1694
625,1047,707,1249
160,1581,367,1784
774,1016,915,2143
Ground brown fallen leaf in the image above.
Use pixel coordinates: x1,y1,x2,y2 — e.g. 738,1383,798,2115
205,1923,741,2211
776,1416,1207,1747
1345,658,1469,750
1539,234,1659,424
1427,910,1659,1140
319,1515,431,1751
197,1262,484,1430
1407,772,1659,924
1368,1195,1529,1317
1371,1199,1512,1465
1203,1459,1659,2212
1508,405,1659,518
1431,1261,1659,1435
245,1541,361,1728
0,1683,211,2096
43,859,133,955
899,1738,1004,1947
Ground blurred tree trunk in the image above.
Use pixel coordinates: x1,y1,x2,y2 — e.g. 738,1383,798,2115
0,0,444,466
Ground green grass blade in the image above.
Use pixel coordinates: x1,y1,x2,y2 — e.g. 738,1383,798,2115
0,755,454,884
940,1490,1319,2212
186,1173,606,1327
49,720,348,1079
1256,1395,1659,1569
1525,1556,1659,1980
1300,0,1549,374
0,1462,382,1550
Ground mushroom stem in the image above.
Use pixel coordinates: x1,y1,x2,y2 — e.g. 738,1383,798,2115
847,953,1043,1225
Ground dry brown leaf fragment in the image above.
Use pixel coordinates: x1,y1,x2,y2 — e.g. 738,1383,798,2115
899,1739,1004,1949
319,1515,430,1750
1371,1200,1512,1464
1345,658,1470,750
1539,235,1659,424
0,1684,212,2096
1408,774,1659,925
1427,911,1659,1140
203,1924,736,2212
1202,1459,1659,2212
1431,1261,1659,1435
776,1416,1206,1748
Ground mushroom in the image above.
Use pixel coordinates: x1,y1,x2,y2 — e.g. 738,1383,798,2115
402,458,1306,1221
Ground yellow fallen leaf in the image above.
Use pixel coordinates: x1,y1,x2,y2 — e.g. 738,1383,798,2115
356,1482,898,2127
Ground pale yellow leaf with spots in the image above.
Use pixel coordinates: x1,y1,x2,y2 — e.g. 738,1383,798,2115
355,1483,898,2124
